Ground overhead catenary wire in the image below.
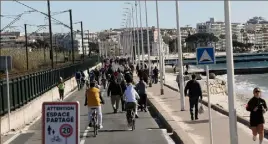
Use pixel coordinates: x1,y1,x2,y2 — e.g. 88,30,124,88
1,14,24,32
51,10,69,16
13,0,71,29
1,10,36,32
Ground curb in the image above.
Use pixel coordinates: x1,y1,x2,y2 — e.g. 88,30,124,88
163,83,268,136
147,93,196,144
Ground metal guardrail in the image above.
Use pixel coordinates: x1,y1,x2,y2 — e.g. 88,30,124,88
0,56,99,116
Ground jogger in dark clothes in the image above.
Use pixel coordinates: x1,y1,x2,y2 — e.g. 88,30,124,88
184,74,202,121
135,77,148,112
246,87,268,144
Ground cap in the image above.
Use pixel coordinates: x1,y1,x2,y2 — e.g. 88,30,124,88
253,87,261,92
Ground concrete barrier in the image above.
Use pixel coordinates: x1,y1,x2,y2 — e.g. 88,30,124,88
1,63,101,134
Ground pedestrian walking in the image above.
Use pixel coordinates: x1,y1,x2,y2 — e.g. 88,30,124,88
176,74,180,91
57,77,65,101
184,74,202,120
107,76,123,113
153,66,159,84
120,79,127,111
135,77,148,112
246,87,268,144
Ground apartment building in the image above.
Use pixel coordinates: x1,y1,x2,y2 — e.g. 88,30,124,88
0,31,20,48
245,23,268,49
74,32,98,55
196,18,224,49
196,17,268,50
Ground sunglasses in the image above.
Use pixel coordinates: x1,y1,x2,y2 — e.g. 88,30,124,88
255,91,261,93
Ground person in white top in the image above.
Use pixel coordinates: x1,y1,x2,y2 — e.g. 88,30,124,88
124,77,140,118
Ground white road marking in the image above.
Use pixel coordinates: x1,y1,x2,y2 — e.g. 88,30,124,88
160,129,175,144
3,133,21,144
79,127,90,144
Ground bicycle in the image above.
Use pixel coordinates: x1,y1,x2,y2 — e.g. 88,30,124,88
91,108,98,137
126,107,136,131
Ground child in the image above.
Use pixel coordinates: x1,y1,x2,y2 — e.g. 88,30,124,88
246,87,268,144
57,77,65,101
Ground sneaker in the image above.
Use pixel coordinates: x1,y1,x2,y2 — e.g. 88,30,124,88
98,125,103,129
88,122,92,127
253,135,257,141
135,114,139,118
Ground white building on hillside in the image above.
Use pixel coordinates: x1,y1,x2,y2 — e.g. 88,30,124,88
74,32,98,55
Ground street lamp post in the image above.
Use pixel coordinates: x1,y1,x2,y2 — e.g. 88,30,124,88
144,0,152,87
80,21,85,61
175,0,185,110
224,1,238,144
135,0,141,68
87,30,90,57
155,0,164,95
125,3,137,64
138,0,145,69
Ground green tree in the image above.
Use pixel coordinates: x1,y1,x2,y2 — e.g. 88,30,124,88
185,33,219,48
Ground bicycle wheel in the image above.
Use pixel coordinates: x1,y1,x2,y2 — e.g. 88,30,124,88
132,119,135,131
93,117,97,137
95,117,98,135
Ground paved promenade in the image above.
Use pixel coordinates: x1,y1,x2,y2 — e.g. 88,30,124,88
2,86,175,144
147,82,268,144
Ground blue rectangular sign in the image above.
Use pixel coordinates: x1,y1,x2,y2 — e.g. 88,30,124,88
0,56,12,71
196,47,215,65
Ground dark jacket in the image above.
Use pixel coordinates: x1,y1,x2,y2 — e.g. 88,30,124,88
246,96,268,126
107,80,122,96
120,80,127,92
184,80,202,99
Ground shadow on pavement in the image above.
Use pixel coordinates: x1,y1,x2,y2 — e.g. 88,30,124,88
184,119,209,124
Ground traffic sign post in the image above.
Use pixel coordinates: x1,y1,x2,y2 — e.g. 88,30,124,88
42,102,80,144
196,47,215,144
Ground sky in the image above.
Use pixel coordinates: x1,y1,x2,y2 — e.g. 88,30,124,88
1,1,268,33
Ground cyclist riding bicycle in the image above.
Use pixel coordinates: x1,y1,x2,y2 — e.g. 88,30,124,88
124,77,140,118
84,81,105,129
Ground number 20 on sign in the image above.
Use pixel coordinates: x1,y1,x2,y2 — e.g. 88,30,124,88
42,102,80,144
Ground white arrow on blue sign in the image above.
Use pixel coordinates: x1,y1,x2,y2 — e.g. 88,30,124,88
196,47,216,65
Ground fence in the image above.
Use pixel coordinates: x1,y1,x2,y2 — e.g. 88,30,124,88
0,56,99,116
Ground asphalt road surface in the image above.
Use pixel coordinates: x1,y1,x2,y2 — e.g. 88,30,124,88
3,86,175,144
